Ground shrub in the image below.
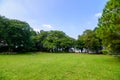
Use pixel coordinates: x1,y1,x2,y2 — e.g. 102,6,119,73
102,50,109,55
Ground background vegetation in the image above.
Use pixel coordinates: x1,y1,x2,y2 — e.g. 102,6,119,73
0,0,120,54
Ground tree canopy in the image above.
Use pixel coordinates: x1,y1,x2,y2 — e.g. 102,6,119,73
0,16,76,53
0,0,120,54
33,30,75,52
77,29,102,53
96,0,120,54
0,16,33,52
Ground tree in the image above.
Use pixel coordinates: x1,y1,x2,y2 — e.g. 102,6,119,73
0,16,9,52
60,36,75,52
0,16,34,52
37,30,75,52
76,35,85,53
96,0,120,54
7,19,34,52
43,30,67,52
77,29,102,53
32,30,49,51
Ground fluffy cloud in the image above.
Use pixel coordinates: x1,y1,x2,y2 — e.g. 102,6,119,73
42,24,53,29
33,28,41,32
95,13,102,18
0,0,54,31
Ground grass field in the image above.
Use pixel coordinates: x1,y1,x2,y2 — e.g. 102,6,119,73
0,53,120,80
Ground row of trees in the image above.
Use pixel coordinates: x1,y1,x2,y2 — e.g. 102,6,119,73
0,15,102,53
0,16,76,52
0,0,120,54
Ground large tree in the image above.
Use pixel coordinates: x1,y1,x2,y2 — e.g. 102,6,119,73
0,16,9,51
0,16,33,52
33,30,49,51
77,29,102,53
60,36,75,52
96,0,120,54
8,19,33,52
76,35,85,53
41,30,75,52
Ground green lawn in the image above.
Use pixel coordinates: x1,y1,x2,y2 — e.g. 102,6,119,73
0,53,120,80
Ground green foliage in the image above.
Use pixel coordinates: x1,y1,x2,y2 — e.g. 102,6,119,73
32,30,75,52
0,53,120,80
76,35,85,52
42,30,75,52
102,49,109,55
0,15,76,53
0,16,34,52
32,31,49,51
0,15,103,53
77,29,102,53
96,0,120,54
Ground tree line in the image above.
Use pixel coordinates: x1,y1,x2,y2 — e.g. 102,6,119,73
0,16,75,52
0,15,102,53
0,0,120,54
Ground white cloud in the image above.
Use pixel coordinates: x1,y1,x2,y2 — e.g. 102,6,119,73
0,0,55,32
42,24,53,29
95,12,102,18
33,28,40,32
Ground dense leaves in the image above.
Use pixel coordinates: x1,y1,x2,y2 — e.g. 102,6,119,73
96,0,120,54
1,0,120,55
0,16,75,53
33,30,75,52
77,30,102,53
0,15,103,53
0,16,33,52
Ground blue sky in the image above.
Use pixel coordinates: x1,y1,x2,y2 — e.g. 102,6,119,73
0,0,108,38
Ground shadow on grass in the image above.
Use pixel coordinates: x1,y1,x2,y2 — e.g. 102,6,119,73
116,56,120,61
0,52,36,55
113,55,120,61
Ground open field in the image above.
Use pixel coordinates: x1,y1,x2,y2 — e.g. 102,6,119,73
0,53,120,80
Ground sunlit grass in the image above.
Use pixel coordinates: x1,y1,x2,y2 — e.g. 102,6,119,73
0,53,120,80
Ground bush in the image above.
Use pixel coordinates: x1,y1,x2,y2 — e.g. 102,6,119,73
102,50,109,55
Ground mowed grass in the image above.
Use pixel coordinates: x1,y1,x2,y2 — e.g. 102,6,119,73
0,53,120,80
